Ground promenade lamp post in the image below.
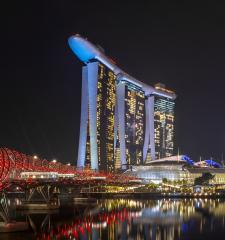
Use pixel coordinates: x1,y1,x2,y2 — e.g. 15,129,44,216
32,155,38,170
66,163,71,171
52,159,62,172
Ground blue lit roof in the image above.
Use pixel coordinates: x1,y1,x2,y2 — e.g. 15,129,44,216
181,155,194,165
204,159,223,168
68,36,96,63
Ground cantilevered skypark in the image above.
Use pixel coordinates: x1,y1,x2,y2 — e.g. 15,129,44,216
68,34,176,172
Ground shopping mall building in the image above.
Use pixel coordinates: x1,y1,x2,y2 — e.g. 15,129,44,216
124,155,225,184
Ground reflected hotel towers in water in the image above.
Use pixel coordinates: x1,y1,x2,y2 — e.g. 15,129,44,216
68,35,176,172
26,198,225,240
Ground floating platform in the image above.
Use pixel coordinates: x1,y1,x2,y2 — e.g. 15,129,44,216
0,221,28,233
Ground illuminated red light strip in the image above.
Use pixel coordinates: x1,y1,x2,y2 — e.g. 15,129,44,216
0,147,137,191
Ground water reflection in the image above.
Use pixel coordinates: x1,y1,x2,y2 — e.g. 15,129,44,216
1,198,225,239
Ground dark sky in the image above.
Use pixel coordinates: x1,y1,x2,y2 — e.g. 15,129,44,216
1,1,225,163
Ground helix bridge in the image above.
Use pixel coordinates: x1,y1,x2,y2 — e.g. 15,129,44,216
0,147,137,192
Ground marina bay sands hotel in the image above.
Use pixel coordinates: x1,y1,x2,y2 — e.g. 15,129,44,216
68,35,176,172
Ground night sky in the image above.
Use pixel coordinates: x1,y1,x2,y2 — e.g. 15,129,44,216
1,1,225,164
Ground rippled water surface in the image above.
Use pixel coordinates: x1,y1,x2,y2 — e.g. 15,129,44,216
1,198,225,239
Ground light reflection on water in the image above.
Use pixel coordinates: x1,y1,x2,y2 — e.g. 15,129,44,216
1,198,225,239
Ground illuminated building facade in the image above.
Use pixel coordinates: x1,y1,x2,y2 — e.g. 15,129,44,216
116,82,145,166
68,35,176,171
125,155,225,185
125,84,145,165
154,83,175,159
77,61,116,172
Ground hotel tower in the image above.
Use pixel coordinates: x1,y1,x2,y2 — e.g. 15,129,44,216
68,35,176,172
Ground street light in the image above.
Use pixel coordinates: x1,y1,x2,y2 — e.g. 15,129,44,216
33,155,38,159
52,159,57,163
67,163,71,166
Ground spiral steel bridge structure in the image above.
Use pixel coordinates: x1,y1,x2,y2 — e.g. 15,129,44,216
0,148,137,192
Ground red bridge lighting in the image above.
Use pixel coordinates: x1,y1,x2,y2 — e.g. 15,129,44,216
0,147,138,191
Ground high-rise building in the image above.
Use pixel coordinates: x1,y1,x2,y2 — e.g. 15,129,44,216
115,81,145,168
77,61,116,172
68,35,176,171
124,83,145,165
154,83,175,159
